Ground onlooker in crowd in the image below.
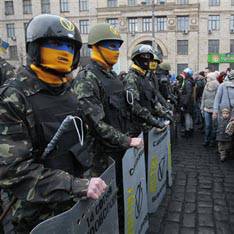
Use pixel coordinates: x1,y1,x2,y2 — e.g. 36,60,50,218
217,71,226,84
213,70,234,119
200,72,219,146
194,71,206,125
216,108,233,161
178,68,194,137
204,67,210,79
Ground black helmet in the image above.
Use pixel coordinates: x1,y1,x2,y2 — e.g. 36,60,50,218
131,44,154,70
26,14,82,70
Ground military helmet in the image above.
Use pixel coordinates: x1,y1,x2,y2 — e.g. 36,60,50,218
131,44,154,60
26,14,82,70
152,52,161,63
159,62,171,71
88,23,123,47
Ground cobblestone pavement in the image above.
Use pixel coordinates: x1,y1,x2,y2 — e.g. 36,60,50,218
149,129,234,234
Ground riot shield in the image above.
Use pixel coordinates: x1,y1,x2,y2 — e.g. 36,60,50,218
147,128,168,214
122,134,149,234
31,158,118,234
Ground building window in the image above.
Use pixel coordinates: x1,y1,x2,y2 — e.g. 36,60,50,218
177,0,188,4
81,43,90,57
230,15,234,30
177,64,188,75
232,0,234,6
208,39,219,53
177,40,188,55
156,16,167,31
41,0,50,13
128,0,136,5
106,18,118,28
6,23,15,38
79,20,89,34
142,17,152,32
5,1,14,15
79,0,88,11
128,18,138,33
209,0,220,6
60,0,69,12
230,39,234,53
9,46,18,60
107,0,117,7
208,63,219,71
23,0,32,14
208,15,220,31
177,16,189,31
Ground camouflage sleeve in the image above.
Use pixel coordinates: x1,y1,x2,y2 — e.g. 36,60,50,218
73,72,130,149
124,73,156,124
0,87,89,203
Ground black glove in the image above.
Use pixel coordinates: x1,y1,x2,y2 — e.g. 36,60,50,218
149,117,166,129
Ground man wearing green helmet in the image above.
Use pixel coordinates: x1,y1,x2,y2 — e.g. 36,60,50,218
73,23,143,231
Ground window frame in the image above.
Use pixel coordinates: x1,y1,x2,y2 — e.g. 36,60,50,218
177,16,189,31
23,0,32,14
5,1,14,15
208,15,220,31
79,20,89,34
128,18,138,33
60,0,69,12
41,0,50,14
6,23,15,38
208,39,219,53
177,40,188,55
79,0,88,11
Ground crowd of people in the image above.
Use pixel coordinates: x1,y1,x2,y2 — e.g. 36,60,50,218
0,13,233,234
174,66,234,162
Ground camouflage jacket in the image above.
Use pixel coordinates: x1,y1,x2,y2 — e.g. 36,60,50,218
73,61,130,150
124,67,163,122
0,67,90,229
0,57,15,86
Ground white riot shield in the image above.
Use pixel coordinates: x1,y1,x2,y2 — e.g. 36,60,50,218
147,128,168,214
31,158,118,234
122,134,149,234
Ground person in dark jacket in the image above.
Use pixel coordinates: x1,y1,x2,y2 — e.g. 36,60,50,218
216,108,233,161
0,56,15,86
178,68,194,137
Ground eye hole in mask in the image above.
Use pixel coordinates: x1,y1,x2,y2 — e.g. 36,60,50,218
99,40,122,51
41,39,75,55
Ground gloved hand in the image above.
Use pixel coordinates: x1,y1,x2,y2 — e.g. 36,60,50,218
149,117,166,129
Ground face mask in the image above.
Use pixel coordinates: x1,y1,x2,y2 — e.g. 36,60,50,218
40,41,75,73
149,61,158,70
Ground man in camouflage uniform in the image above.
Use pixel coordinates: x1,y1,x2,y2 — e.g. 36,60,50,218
0,14,106,233
72,23,143,232
123,44,170,137
0,56,15,86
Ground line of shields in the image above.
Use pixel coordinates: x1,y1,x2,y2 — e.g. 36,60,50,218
31,126,173,234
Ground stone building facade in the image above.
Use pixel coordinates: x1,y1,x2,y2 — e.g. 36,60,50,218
1,0,234,74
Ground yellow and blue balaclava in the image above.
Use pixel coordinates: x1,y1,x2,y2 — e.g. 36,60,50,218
91,40,121,69
31,40,76,85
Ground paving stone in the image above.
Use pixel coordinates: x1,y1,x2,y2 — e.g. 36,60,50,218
185,192,196,202
198,207,213,214
163,222,179,234
198,189,212,196
198,201,213,208
198,227,215,234
171,192,184,202
168,201,183,212
198,214,214,227
183,214,195,227
216,221,231,234
214,212,229,222
166,212,180,222
198,194,212,202
180,227,195,234
184,202,196,213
